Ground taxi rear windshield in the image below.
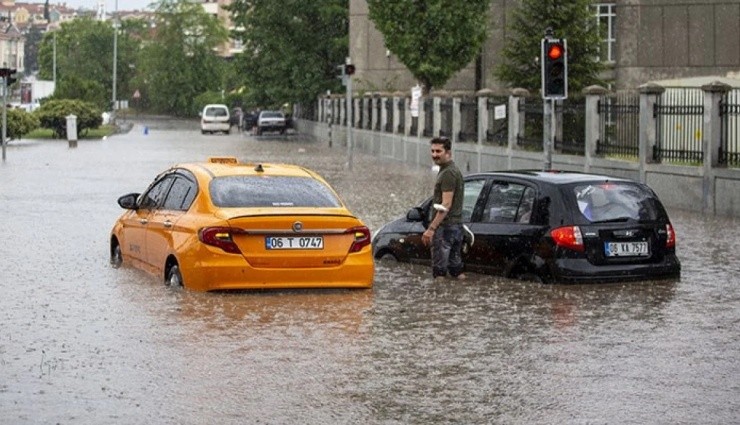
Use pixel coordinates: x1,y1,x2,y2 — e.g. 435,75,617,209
572,182,663,223
210,176,342,208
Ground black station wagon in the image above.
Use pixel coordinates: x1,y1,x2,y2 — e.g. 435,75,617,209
371,170,681,283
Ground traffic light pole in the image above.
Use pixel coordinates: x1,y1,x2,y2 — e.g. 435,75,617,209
346,72,354,171
543,99,553,170
2,76,6,161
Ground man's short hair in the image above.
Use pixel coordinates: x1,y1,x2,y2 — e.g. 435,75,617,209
430,137,451,151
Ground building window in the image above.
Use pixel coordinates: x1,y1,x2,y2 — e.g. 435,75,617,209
594,3,616,63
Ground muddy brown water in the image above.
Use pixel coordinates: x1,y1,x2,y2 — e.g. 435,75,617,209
1,120,738,424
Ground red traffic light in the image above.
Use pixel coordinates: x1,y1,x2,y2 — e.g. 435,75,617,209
547,44,563,60
345,64,356,75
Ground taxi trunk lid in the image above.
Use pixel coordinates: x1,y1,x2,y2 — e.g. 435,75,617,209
225,214,366,268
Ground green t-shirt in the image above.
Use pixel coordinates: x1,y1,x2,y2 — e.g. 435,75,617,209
433,160,464,225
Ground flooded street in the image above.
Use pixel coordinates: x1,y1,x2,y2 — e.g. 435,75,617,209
1,119,739,424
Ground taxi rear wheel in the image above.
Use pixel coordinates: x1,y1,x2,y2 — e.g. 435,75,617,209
110,242,123,268
165,264,184,288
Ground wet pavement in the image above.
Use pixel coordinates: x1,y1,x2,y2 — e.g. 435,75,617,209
1,118,739,424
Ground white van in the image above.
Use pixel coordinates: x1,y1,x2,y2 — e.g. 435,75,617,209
200,104,231,134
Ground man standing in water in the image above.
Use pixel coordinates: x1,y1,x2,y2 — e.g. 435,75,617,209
421,137,466,279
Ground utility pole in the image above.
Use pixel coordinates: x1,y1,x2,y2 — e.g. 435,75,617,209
111,0,118,125
346,58,355,171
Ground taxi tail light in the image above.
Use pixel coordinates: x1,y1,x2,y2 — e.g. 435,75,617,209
199,227,244,254
666,223,676,248
346,226,371,253
550,226,584,252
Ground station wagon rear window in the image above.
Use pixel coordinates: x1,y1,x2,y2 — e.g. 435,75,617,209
210,176,342,208
573,182,662,223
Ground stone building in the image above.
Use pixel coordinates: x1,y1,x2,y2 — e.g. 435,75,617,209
349,0,740,94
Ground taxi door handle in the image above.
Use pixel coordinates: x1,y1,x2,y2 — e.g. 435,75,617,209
163,220,173,228
139,219,148,225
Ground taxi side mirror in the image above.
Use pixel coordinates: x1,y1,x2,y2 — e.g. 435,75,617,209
117,193,140,210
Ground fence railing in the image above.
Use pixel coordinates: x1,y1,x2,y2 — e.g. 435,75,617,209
304,83,739,169
655,88,704,164
720,89,740,167
597,91,639,157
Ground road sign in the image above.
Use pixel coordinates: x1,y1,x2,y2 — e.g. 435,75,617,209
133,89,141,99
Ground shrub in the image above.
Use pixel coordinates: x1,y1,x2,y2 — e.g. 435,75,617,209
34,99,103,139
7,108,41,140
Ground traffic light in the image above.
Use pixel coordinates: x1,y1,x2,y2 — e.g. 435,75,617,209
344,64,355,76
6,68,17,86
541,39,567,99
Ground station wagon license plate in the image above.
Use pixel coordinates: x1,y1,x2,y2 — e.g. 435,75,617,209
605,241,649,257
265,236,324,250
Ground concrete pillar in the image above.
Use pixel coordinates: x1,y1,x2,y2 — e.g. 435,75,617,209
477,90,491,146
380,96,389,132
583,85,610,173
370,95,379,131
362,96,371,130
638,83,665,183
452,97,461,144
508,88,529,169
338,98,345,127
701,81,732,214
433,96,441,138
417,96,426,138
392,96,400,134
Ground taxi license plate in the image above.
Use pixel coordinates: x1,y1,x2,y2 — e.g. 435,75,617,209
265,236,324,250
605,241,649,257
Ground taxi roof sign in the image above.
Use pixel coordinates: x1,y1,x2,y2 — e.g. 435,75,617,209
208,156,238,165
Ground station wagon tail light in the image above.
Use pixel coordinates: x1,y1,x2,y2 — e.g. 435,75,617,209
666,223,676,248
198,227,243,254
550,226,584,252
346,226,371,253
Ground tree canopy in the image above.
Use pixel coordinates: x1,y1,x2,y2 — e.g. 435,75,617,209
367,0,492,94
494,0,606,95
37,17,141,109
225,0,348,108
136,0,229,116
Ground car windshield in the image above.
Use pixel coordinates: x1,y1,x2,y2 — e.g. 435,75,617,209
210,176,342,208
572,182,663,222
262,112,284,118
206,107,228,117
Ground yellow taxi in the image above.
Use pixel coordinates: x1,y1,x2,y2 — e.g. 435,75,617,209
110,157,374,291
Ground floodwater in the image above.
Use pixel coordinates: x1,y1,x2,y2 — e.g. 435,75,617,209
1,118,738,424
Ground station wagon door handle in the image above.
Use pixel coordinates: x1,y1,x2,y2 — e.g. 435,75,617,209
163,220,173,228
139,219,148,225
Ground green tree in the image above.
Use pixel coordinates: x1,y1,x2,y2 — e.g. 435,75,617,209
225,0,348,108
135,0,229,116
37,18,141,107
367,0,492,94
23,26,44,74
494,0,605,94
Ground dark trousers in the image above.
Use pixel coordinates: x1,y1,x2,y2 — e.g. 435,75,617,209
431,223,464,278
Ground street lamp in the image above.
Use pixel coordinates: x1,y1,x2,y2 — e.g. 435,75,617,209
111,0,118,124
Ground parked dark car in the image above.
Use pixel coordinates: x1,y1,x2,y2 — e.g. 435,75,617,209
372,170,681,283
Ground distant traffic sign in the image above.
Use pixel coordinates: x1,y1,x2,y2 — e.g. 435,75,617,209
133,89,141,99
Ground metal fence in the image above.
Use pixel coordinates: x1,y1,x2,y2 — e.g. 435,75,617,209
440,98,453,138
720,89,740,167
557,98,586,156
597,91,640,157
486,97,508,146
517,97,543,151
459,97,478,142
396,98,406,134
423,98,433,138
655,88,704,164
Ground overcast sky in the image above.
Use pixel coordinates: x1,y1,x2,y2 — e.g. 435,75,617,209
29,1,156,11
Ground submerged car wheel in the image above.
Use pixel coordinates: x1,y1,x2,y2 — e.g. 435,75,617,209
110,242,123,268
165,264,184,288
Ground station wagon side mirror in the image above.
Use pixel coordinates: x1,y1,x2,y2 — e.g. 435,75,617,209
117,193,141,210
406,207,424,221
